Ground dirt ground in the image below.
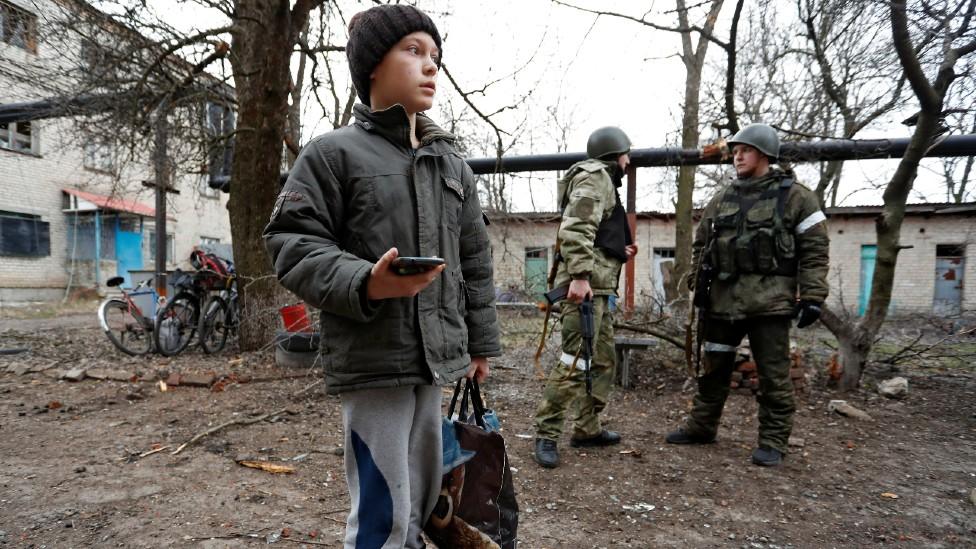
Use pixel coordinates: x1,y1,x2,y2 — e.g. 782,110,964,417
1,306,974,548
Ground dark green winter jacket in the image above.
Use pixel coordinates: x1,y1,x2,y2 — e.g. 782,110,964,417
691,169,830,320
264,103,501,394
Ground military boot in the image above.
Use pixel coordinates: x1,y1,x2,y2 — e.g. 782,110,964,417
751,446,783,466
534,438,559,468
665,428,716,445
570,429,621,448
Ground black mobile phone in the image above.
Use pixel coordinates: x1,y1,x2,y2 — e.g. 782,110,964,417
390,256,445,276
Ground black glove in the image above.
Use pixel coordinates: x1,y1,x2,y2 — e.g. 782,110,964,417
795,300,822,329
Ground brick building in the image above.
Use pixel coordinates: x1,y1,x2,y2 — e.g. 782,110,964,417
488,203,975,315
0,0,234,303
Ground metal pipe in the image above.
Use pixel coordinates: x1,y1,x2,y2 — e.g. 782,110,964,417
204,135,976,192
625,165,637,315
466,134,976,174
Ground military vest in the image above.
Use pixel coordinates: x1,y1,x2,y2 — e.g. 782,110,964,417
558,163,630,262
710,174,797,281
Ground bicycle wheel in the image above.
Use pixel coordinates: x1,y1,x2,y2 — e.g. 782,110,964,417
99,299,152,356
154,292,198,356
198,295,229,354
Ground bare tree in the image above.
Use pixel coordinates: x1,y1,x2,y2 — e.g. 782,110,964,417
552,0,745,306
796,0,908,206
937,71,976,202
819,0,976,391
704,0,909,207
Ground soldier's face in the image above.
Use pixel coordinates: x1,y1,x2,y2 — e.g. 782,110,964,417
617,153,630,171
732,144,769,178
370,32,440,114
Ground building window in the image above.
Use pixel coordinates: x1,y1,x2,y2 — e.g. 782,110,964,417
83,140,115,172
200,236,220,246
147,231,175,263
0,120,38,154
0,210,50,257
199,174,219,198
205,101,235,189
0,1,37,52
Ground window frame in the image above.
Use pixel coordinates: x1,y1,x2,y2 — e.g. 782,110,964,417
0,209,50,257
0,0,38,53
0,119,39,156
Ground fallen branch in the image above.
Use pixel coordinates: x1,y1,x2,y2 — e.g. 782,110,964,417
886,326,976,365
172,408,289,455
185,532,265,542
294,378,324,396
281,537,333,546
614,323,685,350
139,445,170,458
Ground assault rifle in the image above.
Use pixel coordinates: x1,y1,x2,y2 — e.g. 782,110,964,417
544,286,595,395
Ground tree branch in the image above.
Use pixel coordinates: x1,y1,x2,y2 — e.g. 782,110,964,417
551,0,731,50
890,0,941,111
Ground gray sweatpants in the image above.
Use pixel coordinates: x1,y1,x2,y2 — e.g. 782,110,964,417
341,384,443,549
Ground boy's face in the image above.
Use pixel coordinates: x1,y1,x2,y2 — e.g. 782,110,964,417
370,31,440,114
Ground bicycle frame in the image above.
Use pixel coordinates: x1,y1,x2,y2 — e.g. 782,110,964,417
98,279,156,333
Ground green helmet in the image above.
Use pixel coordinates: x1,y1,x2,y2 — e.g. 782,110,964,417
586,126,631,160
728,123,780,161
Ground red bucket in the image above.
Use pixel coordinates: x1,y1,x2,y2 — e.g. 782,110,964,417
279,302,312,332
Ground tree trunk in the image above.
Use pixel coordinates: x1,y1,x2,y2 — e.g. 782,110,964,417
669,0,723,304
228,0,298,351
835,328,871,391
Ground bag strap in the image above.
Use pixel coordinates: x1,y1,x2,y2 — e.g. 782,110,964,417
448,377,464,419
468,379,487,429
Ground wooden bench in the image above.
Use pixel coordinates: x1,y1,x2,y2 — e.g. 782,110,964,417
614,336,658,389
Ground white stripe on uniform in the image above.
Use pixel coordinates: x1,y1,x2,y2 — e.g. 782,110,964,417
796,210,826,234
560,351,590,370
703,342,737,353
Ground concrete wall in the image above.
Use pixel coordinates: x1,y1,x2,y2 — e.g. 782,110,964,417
488,211,976,314
0,0,232,302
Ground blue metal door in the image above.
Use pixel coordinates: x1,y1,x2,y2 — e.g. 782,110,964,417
115,218,143,288
859,245,877,316
934,255,964,315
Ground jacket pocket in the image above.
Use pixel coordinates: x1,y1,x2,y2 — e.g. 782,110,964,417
441,175,464,233
753,227,779,274
776,229,795,260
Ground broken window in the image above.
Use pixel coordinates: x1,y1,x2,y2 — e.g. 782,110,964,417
0,120,37,154
0,1,37,53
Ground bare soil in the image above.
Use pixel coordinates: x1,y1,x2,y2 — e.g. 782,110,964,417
0,308,974,548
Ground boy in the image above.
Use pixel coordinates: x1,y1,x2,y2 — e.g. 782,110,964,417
264,5,501,548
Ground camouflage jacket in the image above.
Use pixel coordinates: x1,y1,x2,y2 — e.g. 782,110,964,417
552,159,625,295
691,169,830,320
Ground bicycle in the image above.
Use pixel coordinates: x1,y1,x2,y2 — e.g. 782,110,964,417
97,276,158,356
153,269,203,357
198,273,239,354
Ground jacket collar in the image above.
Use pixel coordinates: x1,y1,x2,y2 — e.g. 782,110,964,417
353,103,456,150
732,168,783,191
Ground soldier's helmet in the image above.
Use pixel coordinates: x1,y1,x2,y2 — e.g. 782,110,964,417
586,126,631,160
728,123,780,161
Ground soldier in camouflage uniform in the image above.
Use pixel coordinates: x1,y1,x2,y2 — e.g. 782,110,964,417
533,127,638,469
666,123,830,466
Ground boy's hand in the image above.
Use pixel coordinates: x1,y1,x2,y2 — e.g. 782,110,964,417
466,357,489,383
367,247,445,300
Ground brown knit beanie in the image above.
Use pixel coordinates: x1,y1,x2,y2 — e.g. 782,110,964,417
346,5,442,106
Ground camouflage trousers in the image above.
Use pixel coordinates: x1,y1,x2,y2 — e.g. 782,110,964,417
534,296,616,441
685,315,795,453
